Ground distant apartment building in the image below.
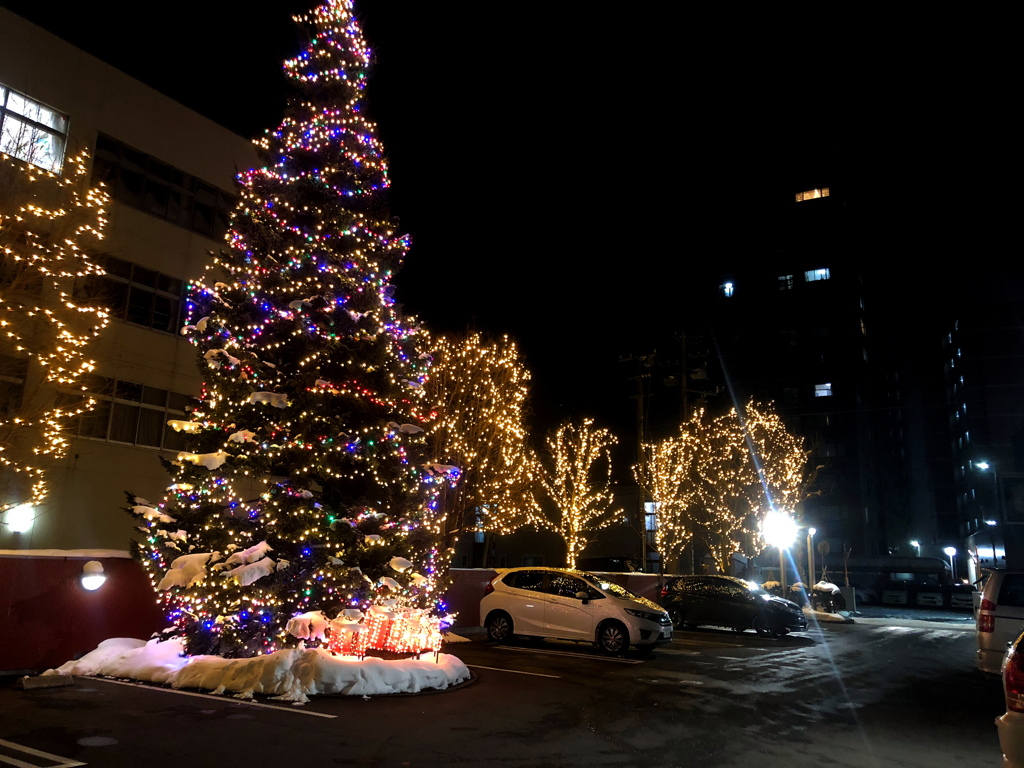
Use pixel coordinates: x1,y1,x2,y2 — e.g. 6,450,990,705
0,9,258,550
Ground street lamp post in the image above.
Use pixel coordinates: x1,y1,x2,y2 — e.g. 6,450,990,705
762,511,798,595
807,528,817,587
944,546,957,582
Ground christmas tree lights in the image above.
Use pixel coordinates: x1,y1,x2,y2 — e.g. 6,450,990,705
129,0,452,658
0,149,109,516
533,418,621,569
634,400,810,572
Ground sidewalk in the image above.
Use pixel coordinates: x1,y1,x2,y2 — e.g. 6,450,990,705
851,604,975,625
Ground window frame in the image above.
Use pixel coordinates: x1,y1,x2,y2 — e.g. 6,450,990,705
0,83,68,172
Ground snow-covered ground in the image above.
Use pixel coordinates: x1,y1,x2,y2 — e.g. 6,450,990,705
45,636,470,703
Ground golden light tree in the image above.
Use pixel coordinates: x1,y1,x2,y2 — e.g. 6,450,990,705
634,434,695,568
635,400,810,573
533,418,621,569
424,331,535,552
0,149,109,519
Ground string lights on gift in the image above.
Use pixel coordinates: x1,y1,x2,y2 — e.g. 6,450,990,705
127,0,452,659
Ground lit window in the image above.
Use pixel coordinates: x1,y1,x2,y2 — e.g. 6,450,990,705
815,383,833,397
795,187,830,202
778,275,794,290
720,282,734,298
0,83,68,172
805,268,830,282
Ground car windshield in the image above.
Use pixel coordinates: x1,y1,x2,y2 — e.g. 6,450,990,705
581,574,641,600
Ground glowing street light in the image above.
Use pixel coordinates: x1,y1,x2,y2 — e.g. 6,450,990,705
762,511,798,593
944,546,957,582
910,540,921,557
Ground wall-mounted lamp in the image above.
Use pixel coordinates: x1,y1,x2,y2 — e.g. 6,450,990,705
81,560,106,591
3,504,35,533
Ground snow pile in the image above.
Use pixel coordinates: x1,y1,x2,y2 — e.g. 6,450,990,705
44,637,470,703
803,605,854,623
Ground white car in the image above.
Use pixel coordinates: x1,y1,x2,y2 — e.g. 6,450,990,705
977,570,1024,674
479,567,673,654
997,629,1024,767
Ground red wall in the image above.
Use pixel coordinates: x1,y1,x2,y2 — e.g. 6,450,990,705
0,554,164,673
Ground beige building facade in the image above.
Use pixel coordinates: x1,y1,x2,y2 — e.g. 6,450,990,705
0,9,259,550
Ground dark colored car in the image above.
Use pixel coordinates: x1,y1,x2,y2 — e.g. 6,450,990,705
659,575,808,638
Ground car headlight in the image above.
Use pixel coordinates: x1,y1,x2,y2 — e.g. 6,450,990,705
625,609,664,622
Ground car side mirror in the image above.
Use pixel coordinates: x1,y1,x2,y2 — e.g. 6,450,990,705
575,591,590,603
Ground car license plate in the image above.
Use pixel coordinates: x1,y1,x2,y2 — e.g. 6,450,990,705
661,627,672,638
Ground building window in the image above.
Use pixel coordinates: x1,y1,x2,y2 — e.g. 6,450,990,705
778,275,794,290
795,187,830,202
805,268,830,282
0,83,68,172
91,133,235,240
70,374,192,450
815,383,833,397
720,281,734,298
782,386,799,405
78,255,184,334
644,502,658,547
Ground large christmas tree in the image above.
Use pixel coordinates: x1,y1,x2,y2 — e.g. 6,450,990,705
129,0,449,658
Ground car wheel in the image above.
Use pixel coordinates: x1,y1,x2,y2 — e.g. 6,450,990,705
596,621,629,654
753,615,778,638
486,611,513,643
668,606,685,629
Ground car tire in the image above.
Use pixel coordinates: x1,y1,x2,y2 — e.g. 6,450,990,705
753,615,778,638
486,611,513,643
596,621,629,654
668,606,685,629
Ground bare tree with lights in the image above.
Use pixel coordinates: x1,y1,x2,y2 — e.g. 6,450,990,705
533,418,621,569
635,400,811,573
424,331,535,554
0,149,109,522
127,0,449,658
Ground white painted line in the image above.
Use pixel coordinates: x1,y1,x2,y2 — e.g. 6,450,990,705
496,646,643,664
0,738,86,767
465,664,560,679
87,677,336,718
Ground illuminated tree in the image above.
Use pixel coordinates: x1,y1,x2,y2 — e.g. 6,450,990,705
0,149,109,520
534,418,621,569
424,331,535,550
635,400,810,573
634,430,696,568
128,0,446,658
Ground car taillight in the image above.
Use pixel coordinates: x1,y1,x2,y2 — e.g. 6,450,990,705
660,586,669,598
1007,646,1024,712
979,613,995,633
981,598,996,612
483,581,494,597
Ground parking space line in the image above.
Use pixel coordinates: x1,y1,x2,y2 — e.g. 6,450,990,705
495,646,644,664
0,738,86,767
88,677,336,718
465,665,560,678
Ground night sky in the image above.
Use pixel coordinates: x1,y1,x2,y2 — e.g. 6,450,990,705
2,2,998,435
